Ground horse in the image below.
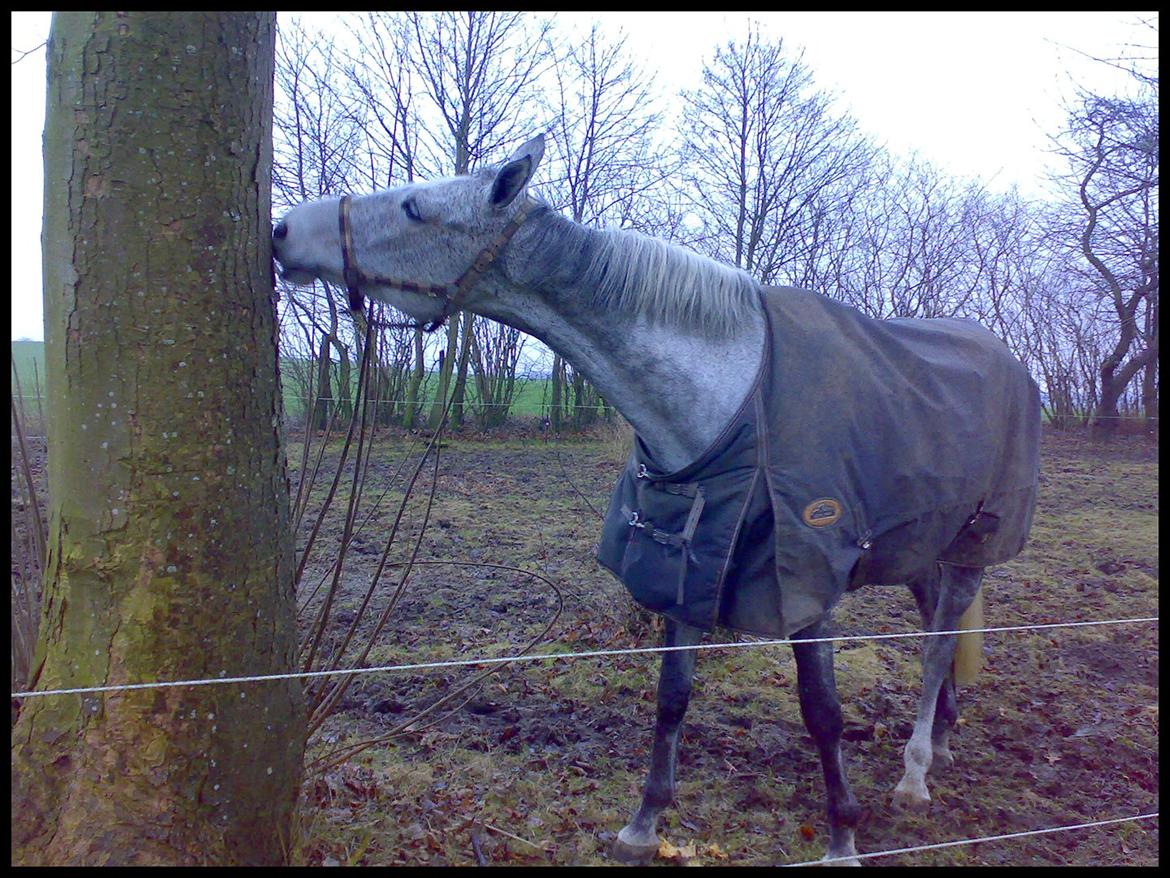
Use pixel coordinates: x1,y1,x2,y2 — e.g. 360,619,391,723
272,133,1041,865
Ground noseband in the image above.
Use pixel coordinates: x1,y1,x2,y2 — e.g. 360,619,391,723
338,194,531,332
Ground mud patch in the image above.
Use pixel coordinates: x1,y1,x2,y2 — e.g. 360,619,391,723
1061,638,1158,689
293,430,1158,867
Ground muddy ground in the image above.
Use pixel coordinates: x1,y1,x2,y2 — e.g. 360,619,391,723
11,417,1159,865
291,426,1158,866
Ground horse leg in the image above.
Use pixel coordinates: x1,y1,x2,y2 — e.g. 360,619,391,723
894,564,984,808
792,617,862,866
612,618,703,864
906,567,959,770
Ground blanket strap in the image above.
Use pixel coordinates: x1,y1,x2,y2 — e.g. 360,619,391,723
621,483,707,606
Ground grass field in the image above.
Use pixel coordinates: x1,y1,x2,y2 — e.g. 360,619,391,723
280,371,562,421
12,340,583,423
11,349,1157,864
289,429,1158,866
10,339,45,399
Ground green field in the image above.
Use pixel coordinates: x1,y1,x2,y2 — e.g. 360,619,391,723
280,371,561,422
10,340,45,399
12,340,585,423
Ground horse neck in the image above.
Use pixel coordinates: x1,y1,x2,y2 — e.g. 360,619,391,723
486,209,768,472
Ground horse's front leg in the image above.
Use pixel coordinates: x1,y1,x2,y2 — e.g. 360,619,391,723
894,564,984,809
612,618,703,865
792,616,862,866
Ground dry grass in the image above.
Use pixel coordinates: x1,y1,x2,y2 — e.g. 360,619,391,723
291,428,1158,866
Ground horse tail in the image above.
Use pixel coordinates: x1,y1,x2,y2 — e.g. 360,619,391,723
952,583,984,686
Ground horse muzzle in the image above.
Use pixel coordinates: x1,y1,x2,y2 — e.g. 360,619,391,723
272,221,321,285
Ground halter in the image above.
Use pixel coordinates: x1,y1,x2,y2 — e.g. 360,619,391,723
337,194,532,332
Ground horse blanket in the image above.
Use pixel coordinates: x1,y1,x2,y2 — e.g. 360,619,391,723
597,285,1041,638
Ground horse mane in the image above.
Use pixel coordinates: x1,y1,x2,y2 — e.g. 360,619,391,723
524,205,761,338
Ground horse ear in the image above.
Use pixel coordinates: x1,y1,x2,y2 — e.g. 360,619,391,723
489,134,545,209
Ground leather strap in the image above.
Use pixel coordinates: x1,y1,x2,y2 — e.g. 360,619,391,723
337,195,531,332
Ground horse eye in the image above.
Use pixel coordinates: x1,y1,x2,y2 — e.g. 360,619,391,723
402,198,422,222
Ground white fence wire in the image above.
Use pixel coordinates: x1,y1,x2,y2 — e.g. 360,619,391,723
10,609,1157,866
11,615,1157,699
788,813,1159,867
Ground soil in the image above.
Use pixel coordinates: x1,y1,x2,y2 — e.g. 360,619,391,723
12,414,1156,865
292,427,1159,866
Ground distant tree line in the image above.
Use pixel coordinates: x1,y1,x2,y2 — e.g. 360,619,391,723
273,13,1157,434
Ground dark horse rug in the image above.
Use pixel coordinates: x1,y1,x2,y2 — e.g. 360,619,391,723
598,285,1041,638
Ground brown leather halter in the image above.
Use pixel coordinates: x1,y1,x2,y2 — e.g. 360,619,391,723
338,194,532,332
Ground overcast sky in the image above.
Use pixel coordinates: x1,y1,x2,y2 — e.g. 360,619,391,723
10,10,1155,340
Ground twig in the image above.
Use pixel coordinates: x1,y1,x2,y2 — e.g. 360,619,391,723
303,559,564,775
470,823,489,866
11,41,46,66
552,432,604,520
481,821,553,853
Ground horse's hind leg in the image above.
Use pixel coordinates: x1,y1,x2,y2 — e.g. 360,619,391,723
792,617,862,865
612,618,702,864
894,564,984,809
906,567,959,770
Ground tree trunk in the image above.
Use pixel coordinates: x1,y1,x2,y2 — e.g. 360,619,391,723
334,334,353,424
403,329,425,429
313,330,333,430
12,12,304,865
550,353,564,433
450,310,475,428
1141,359,1158,426
427,327,458,430
1093,338,1157,436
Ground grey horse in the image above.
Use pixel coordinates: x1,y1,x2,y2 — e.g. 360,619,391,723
273,134,1041,865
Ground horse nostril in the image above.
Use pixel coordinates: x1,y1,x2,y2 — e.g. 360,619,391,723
273,221,288,242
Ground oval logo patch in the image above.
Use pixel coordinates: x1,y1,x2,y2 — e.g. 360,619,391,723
802,498,843,528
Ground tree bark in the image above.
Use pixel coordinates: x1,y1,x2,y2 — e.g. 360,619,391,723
450,310,476,428
313,329,333,430
403,328,425,429
12,12,304,865
427,329,458,430
550,352,564,433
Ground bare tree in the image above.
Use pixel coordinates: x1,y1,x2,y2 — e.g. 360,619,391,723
468,319,529,428
678,23,873,286
1048,21,1158,431
273,18,365,429
273,19,363,204
342,13,433,428
545,23,666,225
406,11,555,429
345,12,424,189
807,153,978,319
542,22,665,431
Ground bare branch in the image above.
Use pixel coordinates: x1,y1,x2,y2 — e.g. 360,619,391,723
11,41,46,65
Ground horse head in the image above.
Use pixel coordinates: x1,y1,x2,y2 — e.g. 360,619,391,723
273,134,545,327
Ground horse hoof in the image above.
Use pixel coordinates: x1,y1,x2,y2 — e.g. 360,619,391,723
889,777,926,810
891,779,931,811
930,746,955,772
822,853,863,867
611,826,659,865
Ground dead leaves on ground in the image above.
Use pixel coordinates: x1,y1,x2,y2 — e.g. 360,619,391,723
656,838,729,865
